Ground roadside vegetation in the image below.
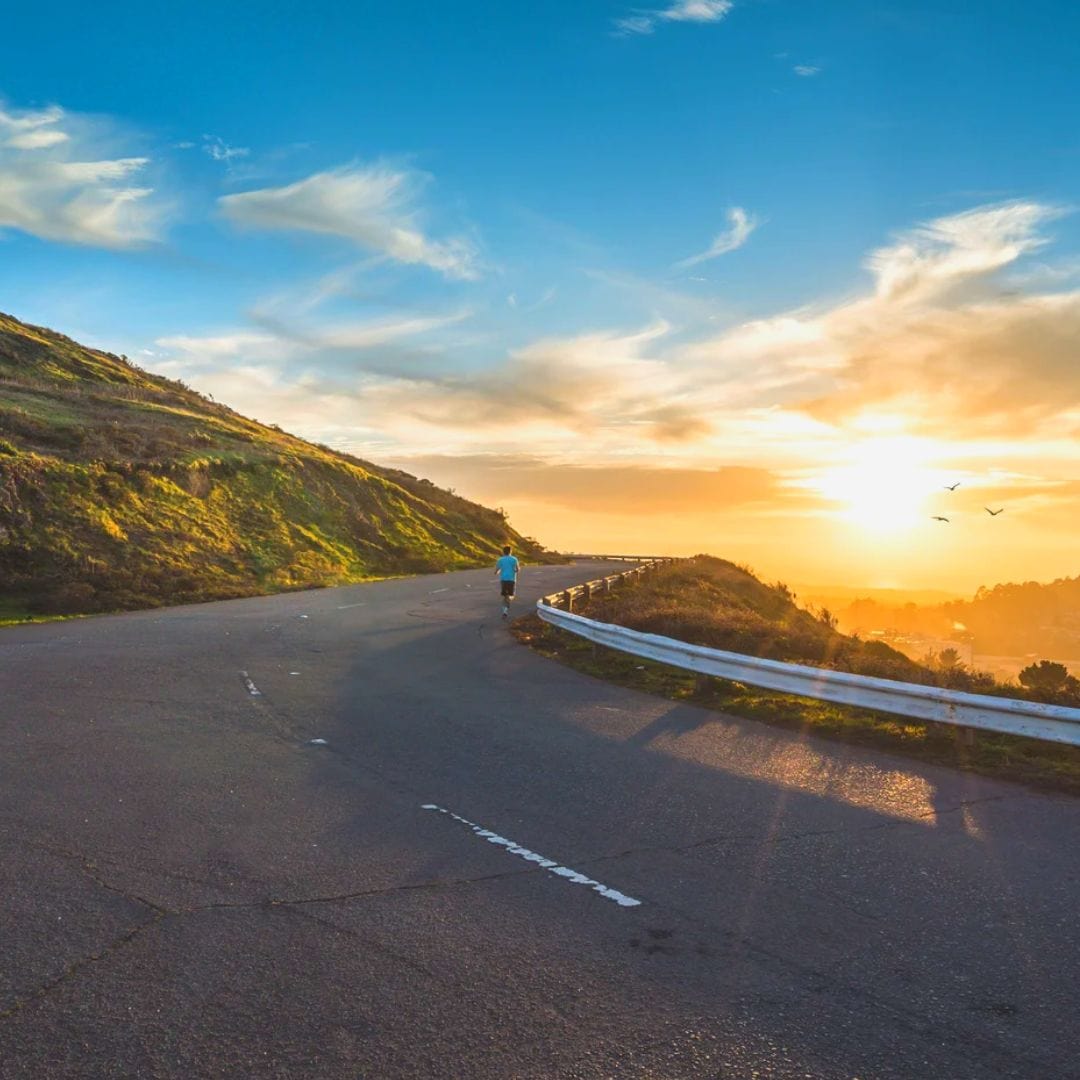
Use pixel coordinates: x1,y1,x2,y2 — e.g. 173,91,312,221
0,311,551,621
513,556,1080,793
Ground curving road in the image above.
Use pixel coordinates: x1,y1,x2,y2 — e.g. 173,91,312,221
1,563,1079,1079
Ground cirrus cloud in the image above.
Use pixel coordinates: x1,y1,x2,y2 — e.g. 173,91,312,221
682,200,1079,441
219,164,480,280
0,100,162,248
615,0,733,36
676,206,759,268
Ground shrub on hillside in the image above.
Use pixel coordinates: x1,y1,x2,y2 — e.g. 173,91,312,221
1017,661,1080,706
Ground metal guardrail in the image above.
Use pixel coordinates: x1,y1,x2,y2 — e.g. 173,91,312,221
540,559,675,613
537,566,1080,748
563,554,675,563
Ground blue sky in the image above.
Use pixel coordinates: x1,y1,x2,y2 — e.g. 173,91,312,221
2,1,1079,587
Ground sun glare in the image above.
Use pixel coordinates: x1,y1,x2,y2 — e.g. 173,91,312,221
815,437,939,533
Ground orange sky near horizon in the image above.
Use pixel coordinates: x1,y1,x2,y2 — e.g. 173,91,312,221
390,452,1077,595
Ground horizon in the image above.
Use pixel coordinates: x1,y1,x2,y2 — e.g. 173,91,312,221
2,1,1078,593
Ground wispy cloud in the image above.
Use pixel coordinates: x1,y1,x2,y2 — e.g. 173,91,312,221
6,128,70,150
867,200,1063,302
684,200,1078,440
615,0,733,36
202,135,249,163
0,100,162,248
676,207,759,267
162,314,709,449
218,163,480,279
154,331,285,360
793,64,821,77
157,308,469,365
372,320,708,439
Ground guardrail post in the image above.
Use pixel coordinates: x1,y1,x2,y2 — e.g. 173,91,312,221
563,589,573,612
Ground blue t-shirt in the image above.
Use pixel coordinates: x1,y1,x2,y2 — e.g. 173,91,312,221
496,555,520,581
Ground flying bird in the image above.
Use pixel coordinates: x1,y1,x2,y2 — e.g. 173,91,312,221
931,516,950,523
944,482,961,491
985,507,1004,516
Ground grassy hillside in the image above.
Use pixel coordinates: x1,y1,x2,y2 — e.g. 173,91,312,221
0,311,547,618
575,556,940,682
514,557,1080,792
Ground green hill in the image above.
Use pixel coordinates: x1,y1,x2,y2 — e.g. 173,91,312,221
573,556,939,683
0,311,546,619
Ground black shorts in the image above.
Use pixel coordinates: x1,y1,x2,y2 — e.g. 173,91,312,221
500,580,516,598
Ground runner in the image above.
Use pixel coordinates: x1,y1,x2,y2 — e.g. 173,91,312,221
495,544,520,619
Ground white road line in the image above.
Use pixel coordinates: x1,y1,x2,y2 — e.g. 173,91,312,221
421,804,642,908
337,602,367,609
429,587,450,593
240,671,261,697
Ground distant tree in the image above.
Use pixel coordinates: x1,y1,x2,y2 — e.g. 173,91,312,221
1018,660,1070,693
938,647,963,671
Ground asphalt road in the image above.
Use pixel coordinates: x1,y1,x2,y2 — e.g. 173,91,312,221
2,562,1079,1079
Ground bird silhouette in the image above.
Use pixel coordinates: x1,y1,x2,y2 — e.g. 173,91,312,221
985,507,1004,516
931,516,950,522
944,482,961,491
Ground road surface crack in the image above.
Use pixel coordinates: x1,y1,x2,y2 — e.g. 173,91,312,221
0,911,164,1021
204,864,542,911
3,833,231,901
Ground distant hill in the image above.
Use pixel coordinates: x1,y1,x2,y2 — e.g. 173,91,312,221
835,575,1080,658
943,577,1080,655
0,311,547,618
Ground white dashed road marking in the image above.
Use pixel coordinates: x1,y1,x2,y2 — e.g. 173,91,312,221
429,588,450,594
240,671,261,697
421,804,642,908
337,602,367,609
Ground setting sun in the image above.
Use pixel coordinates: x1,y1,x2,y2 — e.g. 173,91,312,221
813,437,940,533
